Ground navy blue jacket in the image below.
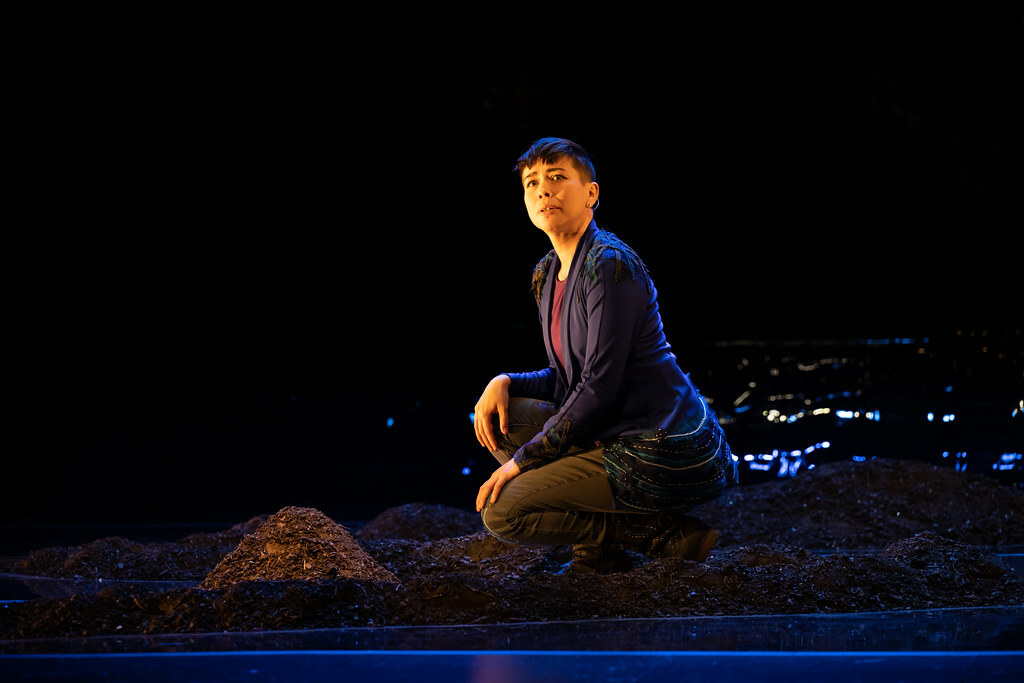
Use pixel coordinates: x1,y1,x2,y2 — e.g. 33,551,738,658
506,223,705,472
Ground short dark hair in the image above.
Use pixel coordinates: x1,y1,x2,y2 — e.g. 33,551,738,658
515,137,597,183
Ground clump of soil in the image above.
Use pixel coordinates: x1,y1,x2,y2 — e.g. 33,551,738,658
361,529,571,583
1,459,1022,643
8,516,267,581
699,459,1024,549
356,503,483,542
199,507,397,588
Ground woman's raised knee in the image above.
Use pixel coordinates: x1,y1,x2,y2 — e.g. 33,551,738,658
480,501,516,542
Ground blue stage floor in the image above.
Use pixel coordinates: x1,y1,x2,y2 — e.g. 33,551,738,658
3,606,1023,681
3,650,1022,682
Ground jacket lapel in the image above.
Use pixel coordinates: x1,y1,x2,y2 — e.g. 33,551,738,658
555,222,598,384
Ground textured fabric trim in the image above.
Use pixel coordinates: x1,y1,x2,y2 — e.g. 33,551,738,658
603,399,737,512
530,228,648,305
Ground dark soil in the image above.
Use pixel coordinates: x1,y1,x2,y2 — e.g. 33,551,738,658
2,459,1022,642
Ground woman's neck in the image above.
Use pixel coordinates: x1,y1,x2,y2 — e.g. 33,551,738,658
549,222,589,281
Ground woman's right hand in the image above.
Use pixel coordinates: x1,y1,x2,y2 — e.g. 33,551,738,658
474,374,511,452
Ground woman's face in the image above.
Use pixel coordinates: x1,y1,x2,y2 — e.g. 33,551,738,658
521,157,599,238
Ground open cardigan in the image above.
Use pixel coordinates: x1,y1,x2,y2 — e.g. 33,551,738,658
505,222,707,473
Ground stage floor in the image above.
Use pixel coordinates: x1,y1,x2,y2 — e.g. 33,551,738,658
3,606,1023,681
3,649,1022,682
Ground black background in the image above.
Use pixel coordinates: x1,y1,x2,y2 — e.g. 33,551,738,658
10,6,1021,532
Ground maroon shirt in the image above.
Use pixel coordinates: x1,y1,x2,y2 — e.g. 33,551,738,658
550,275,567,371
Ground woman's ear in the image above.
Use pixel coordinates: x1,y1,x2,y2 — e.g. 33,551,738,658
588,182,600,207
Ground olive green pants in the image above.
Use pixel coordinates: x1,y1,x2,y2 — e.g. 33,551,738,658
480,398,642,547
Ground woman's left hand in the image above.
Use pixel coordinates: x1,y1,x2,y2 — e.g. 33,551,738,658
476,459,521,511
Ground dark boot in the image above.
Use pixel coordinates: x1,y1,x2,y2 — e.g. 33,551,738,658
566,543,633,574
614,513,720,562
652,516,720,561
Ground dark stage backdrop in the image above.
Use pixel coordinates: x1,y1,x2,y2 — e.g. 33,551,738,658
10,6,1020,536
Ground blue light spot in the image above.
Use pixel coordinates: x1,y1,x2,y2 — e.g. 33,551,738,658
386,417,395,428
461,467,471,476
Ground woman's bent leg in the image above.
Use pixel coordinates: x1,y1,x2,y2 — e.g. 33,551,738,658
479,398,719,569
486,398,558,465
481,447,620,546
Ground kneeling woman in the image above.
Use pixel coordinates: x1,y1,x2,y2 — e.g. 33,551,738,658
473,137,738,573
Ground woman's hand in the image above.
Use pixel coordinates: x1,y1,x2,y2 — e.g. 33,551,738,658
476,458,521,511
473,374,511,452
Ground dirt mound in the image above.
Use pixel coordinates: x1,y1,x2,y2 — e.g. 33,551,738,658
880,531,1010,583
199,507,397,589
7,516,267,581
356,503,483,542
700,458,1024,549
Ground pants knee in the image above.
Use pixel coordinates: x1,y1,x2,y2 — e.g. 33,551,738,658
481,501,516,542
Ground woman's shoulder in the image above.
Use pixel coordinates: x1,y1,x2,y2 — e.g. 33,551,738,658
582,229,649,287
529,229,650,303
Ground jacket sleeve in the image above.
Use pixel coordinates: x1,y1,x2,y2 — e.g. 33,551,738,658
512,255,651,471
505,367,556,400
